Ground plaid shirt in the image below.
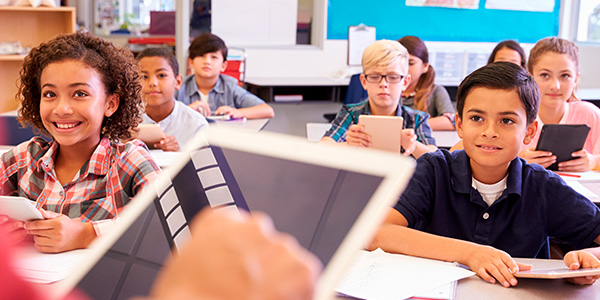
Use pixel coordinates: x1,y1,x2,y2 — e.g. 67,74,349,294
1,137,161,236
323,100,436,146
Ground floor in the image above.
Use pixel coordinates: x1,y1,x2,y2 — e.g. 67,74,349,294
262,101,342,137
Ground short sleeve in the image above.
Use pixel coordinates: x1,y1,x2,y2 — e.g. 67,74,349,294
394,154,438,228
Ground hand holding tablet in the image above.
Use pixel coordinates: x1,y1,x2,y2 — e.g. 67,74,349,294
358,115,404,153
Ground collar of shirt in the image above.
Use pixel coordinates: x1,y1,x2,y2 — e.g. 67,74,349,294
449,150,523,199
35,137,113,177
184,74,225,99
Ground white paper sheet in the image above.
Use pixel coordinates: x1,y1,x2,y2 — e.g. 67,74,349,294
336,249,474,300
485,0,554,12
12,246,89,284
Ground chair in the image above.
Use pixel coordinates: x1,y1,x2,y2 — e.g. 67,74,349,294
222,47,246,86
344,73,368,104
0,115,46,145
306,123,332,142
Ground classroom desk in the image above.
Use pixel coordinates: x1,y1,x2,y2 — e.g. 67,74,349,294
245,77,350,102
455,258,600,299
432,130,461,149
210,117,270,131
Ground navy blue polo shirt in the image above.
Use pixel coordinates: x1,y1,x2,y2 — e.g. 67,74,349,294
395,149,600,258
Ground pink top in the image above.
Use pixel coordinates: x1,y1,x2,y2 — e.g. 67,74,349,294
524,101,600,154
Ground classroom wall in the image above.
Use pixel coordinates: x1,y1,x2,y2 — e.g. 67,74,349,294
241,1,600,89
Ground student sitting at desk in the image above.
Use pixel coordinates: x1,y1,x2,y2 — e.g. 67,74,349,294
320,40,437,159
0,31,161,253
137,48,208,152
368,62,600,288
177,33,274,119
398,36,455,131
519,37,600,172
487,40,527,68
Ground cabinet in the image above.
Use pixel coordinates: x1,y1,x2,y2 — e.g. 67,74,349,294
0,7,76,112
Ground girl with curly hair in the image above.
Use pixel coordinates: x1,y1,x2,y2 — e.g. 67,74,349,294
0,31,161,253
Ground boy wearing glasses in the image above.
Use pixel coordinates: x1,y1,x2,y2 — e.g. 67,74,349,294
320,40,436,158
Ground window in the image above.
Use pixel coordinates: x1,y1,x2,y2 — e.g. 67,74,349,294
576,0,600,42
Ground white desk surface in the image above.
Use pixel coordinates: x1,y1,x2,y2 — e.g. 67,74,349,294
432,130,461,149
246,76,350,87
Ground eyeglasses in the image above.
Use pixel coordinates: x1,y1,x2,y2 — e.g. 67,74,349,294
364,74,405,84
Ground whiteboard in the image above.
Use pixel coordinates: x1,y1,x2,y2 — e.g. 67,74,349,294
212,0,298,46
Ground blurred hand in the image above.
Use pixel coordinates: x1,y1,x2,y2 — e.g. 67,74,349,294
151,208,322,300
189,101,211,117
519,148,556,168
346,124,372,148
154,136,180,152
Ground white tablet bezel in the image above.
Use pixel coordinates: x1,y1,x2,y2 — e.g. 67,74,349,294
0,196,43,222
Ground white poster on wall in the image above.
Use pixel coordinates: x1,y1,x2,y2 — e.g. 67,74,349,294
212,0,298,46
485,0,554,12
406,0,479,9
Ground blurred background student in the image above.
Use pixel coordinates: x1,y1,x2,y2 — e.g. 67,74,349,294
398,36,455,131
487,40,527,68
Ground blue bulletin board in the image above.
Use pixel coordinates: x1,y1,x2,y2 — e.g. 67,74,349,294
327,0,560,43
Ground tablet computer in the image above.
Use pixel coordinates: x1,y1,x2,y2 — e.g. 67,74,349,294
358,115,403,154
0,196,43,222
132,124,166,145
515,267,600,279
535,124,590,170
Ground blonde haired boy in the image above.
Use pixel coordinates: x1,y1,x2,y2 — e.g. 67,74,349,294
321,40,436,158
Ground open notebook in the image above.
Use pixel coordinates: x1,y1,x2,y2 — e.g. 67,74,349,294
50,126,415,300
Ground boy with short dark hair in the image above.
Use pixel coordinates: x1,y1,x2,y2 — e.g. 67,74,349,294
137,47,208,151
177,33,274,119
368,62,600,287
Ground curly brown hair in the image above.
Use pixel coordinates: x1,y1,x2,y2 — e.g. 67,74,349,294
17,30,143,142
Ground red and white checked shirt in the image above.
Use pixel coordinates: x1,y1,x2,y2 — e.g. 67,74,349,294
0,137,161,236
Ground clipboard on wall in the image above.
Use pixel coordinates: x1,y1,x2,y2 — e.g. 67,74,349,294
348,24,376,66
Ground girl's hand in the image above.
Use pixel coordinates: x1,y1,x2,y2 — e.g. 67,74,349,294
401,129,417,156
519,148,556,168
557,150,593,172
564,250,600,285
465,244,531,288
346,124,372,147
215,106,242,119
154,136,180,152
25,210,96,253
0,215,27,246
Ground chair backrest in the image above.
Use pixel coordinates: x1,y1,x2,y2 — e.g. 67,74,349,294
222,47,246,86
344,73,368,105
306,123,332,142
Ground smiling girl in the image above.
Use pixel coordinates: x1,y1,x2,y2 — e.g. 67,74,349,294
520,37,600,171
0,31,161,253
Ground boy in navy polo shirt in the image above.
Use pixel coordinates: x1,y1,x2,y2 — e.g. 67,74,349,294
368,62,600,287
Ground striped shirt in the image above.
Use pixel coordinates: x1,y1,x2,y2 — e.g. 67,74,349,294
323,100,436,146
0,137,161,236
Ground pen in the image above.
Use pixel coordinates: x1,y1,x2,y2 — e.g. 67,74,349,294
555,172,581,178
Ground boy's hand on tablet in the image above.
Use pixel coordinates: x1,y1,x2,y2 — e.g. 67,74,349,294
25,210,96,253
154,136,180,152
0,215,27,246
401,129,417,156
564,250,600,285
189,101,211,117
215,106,242,119
346,124,372,147
557,150,593,172
519,148,556,168
465,245,530,288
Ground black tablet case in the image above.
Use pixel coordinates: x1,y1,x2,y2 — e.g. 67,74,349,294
535,124,590,170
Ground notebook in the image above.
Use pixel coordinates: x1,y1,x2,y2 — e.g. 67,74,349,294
50,126,415,300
